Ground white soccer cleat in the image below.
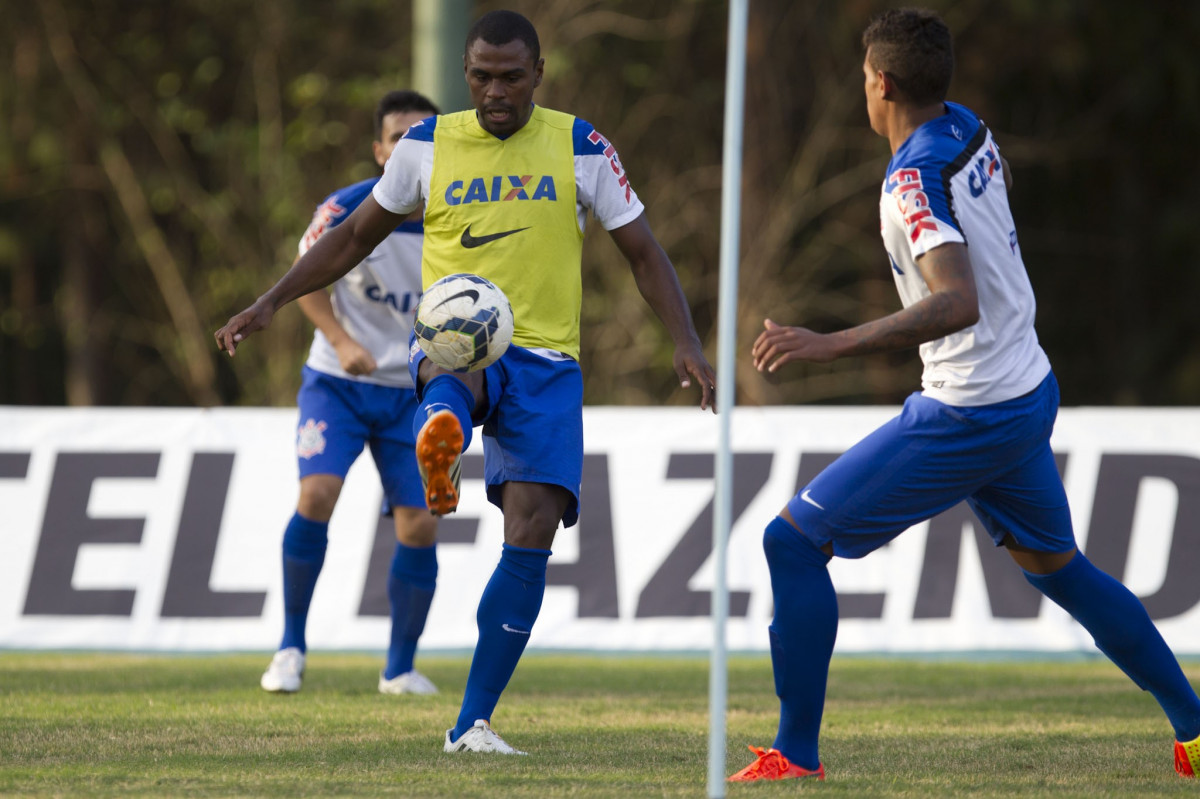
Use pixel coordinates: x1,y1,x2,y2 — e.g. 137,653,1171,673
378,669,438,695
260,647,305,693
443,719,527,755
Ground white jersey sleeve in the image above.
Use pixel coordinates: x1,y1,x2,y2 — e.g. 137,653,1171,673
373,117,435,216
571,119,644,232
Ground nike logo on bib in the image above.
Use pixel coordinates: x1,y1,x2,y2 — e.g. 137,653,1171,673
460,225,529,248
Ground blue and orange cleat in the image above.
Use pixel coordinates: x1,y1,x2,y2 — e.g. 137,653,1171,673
728,745,825,782
415,409,463,516
1177,734,1200,777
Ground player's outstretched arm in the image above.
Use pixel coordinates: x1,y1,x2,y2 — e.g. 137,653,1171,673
214,195,405,355
609,213,716,412
753,242,979,373
297,289,377,376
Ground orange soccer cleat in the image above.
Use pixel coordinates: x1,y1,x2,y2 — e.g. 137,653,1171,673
415,408,464,516
1177,734,1200,777
728,745,825,782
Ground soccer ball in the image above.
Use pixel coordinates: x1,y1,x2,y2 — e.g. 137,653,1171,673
414,273,514,372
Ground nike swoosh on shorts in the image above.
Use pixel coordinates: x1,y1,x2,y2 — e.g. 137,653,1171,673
800,489,825,510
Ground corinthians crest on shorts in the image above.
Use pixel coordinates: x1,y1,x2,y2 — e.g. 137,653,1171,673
296,418,328,459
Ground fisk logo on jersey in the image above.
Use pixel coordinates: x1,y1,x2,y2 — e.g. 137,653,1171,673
887,168,937,244
968,142,1001,197
300,197,347,251
445,175,557,206
587,130,632,203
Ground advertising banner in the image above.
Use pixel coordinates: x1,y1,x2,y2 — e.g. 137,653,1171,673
2,406,1198,654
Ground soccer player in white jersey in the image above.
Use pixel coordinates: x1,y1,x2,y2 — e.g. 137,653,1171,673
730,8,1200,782
218,11,715,755
259,90,445,698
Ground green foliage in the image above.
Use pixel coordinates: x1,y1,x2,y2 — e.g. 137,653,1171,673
2,1,1199,406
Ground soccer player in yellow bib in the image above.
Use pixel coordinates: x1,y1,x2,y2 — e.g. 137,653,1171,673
216,10,716,755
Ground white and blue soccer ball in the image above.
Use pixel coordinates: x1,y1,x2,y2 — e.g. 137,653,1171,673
414,273,514,372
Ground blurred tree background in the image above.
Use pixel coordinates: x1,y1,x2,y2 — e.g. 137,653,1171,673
1,0,1198,409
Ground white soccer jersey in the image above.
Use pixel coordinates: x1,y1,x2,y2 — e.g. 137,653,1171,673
298,177,422,388
880,101,1051,406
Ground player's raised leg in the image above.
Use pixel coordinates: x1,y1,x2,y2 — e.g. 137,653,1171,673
415,404,466,516
412,355,482,516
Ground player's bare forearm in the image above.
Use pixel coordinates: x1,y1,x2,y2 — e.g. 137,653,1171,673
265,224,371,311
832,290,976,356
610,215,701,346
753,242,978,372
632,259,701,348
610,214,716,411
647,285,717,413
752,292,972,373
297,289,348,346
840,242,979,355
213,226,364,355
296,288,376,374
215,196,405,355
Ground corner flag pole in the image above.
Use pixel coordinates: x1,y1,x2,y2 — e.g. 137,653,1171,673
708,0,749,796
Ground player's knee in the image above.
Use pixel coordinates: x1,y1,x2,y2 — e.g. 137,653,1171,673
763,515,830,568
1004,535,1077,576
297,475,342,521
504,510,559,550
500,483,569,549
393,507,438,547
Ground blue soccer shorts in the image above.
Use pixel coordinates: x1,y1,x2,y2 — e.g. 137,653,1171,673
787,371,1075,559
409,340,584,527
294,365,425,510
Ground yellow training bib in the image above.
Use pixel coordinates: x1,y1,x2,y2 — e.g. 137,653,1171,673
422,107,584,358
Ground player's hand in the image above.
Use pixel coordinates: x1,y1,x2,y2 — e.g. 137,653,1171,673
214,299,274,356
334,338,377,376
752,318,838,372
675,340,717,413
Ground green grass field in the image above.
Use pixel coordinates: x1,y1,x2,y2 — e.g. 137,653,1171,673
1,652,1197,797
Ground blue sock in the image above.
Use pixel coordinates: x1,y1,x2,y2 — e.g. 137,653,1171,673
763,516,836,771
415,374,475,451
384,541,438,679
452,543,550,740
279,512,328,652
1025,552,1200,741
